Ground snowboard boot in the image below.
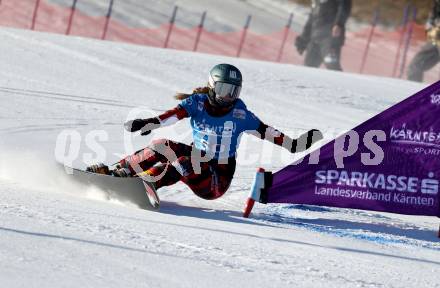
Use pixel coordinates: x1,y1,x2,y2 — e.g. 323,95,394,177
86,163,110,175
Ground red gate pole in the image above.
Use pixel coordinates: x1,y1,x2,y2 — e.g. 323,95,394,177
399,7,417,79
66,0,78,35
243,168,267,218
359,8,379,74
193,11,206,52
31,0,42,30
101,0,114,40
237,15,252,58
164,6,178,48
392,4,410,77
276,13,294,62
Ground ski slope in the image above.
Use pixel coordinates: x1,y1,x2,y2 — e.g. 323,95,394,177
0,27,439,288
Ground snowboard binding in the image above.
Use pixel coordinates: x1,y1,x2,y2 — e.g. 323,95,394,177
86,163,132,178
86,163,110,175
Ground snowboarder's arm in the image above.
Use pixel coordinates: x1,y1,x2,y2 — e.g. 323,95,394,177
252,122,323,153
157,105,190,126
124,106,189,136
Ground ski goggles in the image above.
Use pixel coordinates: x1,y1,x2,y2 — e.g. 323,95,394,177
208,80,242,104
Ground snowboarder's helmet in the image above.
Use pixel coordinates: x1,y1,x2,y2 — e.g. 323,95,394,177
207,64,242,108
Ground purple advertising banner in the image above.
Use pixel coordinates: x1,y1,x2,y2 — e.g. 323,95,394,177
268,82,440,217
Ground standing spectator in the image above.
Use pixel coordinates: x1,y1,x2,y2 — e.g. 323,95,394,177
295,0,352,71
408,0,440,82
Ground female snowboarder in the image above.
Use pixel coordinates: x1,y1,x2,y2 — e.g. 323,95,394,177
87,64,323,200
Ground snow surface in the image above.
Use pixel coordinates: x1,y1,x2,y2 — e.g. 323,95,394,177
0,26,439,288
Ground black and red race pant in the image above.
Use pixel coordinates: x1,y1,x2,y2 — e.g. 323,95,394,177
119,139,236,200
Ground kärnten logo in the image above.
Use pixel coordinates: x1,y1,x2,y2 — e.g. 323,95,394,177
431,93,440,106
390,123,440,148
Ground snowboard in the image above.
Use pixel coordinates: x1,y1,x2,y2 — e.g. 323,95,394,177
60,165,160,210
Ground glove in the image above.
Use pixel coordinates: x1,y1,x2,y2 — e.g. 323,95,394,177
290,129,323,153
295,35,309,55
124,118,160,136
